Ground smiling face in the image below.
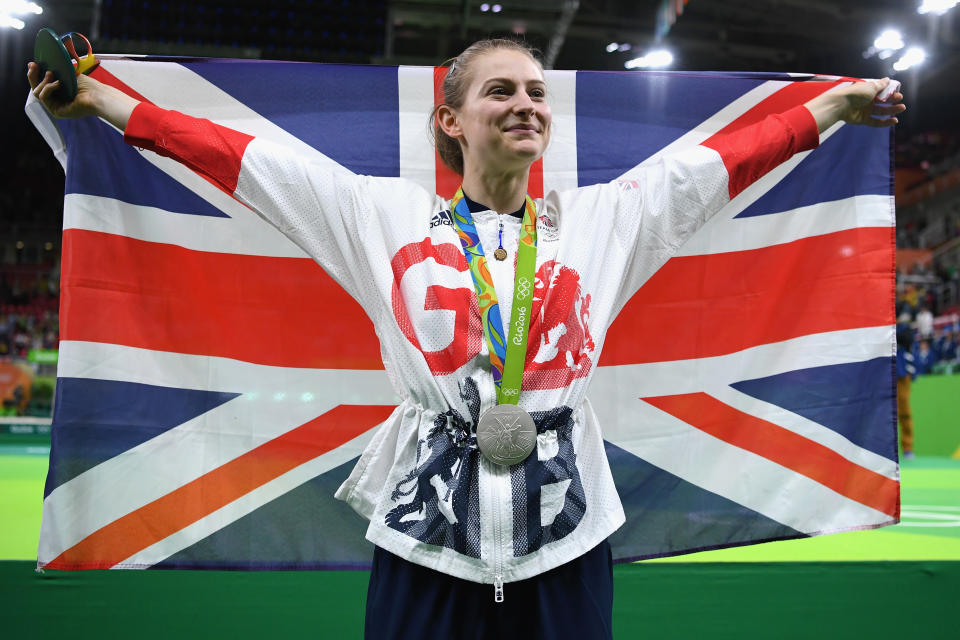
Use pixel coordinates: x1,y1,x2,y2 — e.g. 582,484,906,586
439,49,552,175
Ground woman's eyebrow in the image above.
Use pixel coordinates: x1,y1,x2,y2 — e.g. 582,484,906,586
482,77,546,87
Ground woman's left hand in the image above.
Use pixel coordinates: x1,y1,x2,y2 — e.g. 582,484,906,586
838,78,906,127
806,77,906,133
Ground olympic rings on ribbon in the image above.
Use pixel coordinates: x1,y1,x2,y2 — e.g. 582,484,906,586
516,277,532,300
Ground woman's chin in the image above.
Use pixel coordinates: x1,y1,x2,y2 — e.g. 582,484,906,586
505,141,545,164
474,142,545,171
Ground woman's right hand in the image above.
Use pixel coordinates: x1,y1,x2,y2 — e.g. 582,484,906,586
27,62,101,119
27,61,140,130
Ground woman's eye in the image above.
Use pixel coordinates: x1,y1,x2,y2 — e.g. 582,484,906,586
490,87,508,96
530,89,545,99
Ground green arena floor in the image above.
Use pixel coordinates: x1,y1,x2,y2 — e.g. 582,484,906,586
1,374,957,638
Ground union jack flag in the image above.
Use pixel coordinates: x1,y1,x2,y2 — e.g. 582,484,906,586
27,58,898,570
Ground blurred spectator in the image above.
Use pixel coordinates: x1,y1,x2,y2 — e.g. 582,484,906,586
916,306,934,339
931,329,959,375
899,283,919,311
914,339,936,375
933,328,950,360
0,361,32,417
896,312,916,460
896,130,960,171
0,306,59,360
0,301,58,417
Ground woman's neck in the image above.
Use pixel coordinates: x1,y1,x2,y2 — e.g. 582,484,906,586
460,166,529,214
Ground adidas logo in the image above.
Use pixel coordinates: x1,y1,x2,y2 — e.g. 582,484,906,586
431,209,453,228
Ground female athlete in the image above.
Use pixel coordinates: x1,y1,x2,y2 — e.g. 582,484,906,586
28,38,904,640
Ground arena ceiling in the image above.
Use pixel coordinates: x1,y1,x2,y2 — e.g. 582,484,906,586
2,0,957,132
388,0,955,127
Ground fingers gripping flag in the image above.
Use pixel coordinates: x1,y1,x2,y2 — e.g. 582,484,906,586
26,58,898,570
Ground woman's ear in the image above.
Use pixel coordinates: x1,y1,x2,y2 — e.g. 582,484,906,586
436,104,462,139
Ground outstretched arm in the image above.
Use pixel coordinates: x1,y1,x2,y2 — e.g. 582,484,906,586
703,78,905,203
28,63,255,199
606,77,905,307
26,59,379,307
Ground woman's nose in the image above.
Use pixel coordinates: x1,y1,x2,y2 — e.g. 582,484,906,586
512,93,535,115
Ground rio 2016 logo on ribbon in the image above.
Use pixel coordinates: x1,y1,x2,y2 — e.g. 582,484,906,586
513,277,533,346
513,299,528,346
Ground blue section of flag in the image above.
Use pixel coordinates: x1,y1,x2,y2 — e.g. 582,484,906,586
687,71,810,81
181,60,401,177
155,456,372,570
736,124,892,218
575,71,762,186
60,117,230,217
605,442,805,559
731,357,897,461
44,378,239,497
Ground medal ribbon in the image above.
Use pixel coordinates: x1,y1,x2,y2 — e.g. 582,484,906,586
450,187,537,405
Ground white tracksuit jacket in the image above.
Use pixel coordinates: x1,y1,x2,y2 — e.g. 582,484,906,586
124,100,820,586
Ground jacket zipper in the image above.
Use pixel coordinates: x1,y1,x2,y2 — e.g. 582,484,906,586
485,217,513,603
491,460,506,603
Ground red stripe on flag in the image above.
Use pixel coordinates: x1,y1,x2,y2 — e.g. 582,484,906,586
431,67,544,200
433,66,462,200
709,80,842,135
45,404,396,570
600,227,893,365
528,157,544,200
644,392,900,518
61,229,384,369
88,65,152,104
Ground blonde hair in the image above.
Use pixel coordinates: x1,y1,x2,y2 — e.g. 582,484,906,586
430,39,543,175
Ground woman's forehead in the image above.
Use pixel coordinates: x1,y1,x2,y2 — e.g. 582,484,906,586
468,50,545,86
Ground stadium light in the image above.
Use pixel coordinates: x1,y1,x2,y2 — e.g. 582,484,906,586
874,29,904,51
618,43,632,52
606,42,619,52
918,0,958,15
625,49,673,69
893,46,926,71
0,0,42,29
492,3,502,12
0,14,25,28
0,0,43,14
864,28,907,61
481,3,490,11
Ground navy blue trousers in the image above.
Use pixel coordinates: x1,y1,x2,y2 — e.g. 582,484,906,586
364,541,613,640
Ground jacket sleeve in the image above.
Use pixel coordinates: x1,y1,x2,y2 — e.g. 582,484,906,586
609,104,820,308
123,101,377,305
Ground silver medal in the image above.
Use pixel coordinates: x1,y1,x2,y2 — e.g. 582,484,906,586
476,405,537,466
